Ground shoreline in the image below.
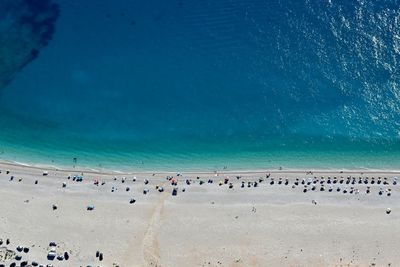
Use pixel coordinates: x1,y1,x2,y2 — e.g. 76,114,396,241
2,159,400,175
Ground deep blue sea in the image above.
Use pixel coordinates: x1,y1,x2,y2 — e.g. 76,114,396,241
0,0,400,171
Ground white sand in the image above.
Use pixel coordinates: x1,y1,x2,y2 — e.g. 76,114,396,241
0,162,399,266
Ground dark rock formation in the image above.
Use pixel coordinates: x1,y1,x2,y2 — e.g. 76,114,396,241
0,0,59,90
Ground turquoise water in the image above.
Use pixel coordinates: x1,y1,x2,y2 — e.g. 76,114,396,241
1,0,400,171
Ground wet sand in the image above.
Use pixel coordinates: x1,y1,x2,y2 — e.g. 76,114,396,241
0,162,399,266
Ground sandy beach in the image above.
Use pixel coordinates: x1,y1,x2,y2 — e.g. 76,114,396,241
0,162,399,267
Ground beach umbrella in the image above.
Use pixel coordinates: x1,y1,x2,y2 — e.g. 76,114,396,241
172,188,178,196
47,251,56,260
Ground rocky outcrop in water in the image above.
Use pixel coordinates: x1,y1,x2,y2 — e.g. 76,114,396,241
0,0,59,90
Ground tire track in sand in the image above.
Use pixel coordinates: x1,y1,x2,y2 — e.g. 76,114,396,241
142,188,168,266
